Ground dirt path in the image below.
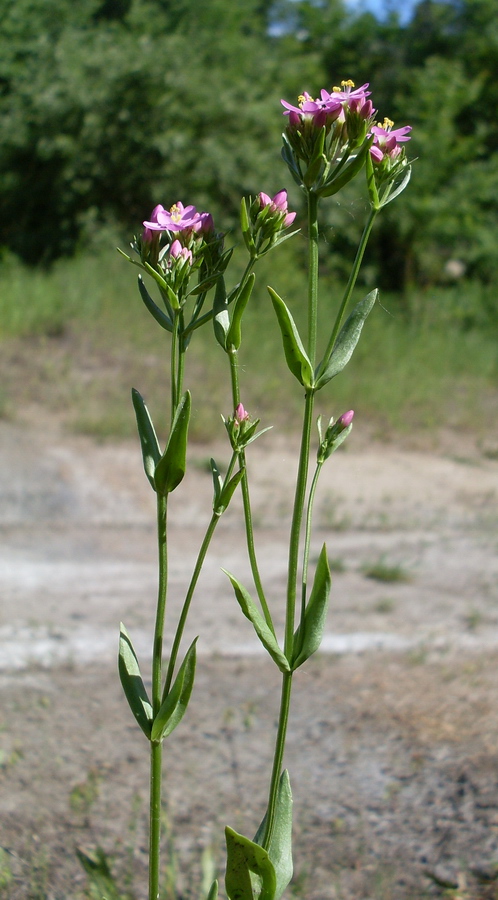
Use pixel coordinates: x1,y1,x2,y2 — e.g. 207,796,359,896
1,416,498,898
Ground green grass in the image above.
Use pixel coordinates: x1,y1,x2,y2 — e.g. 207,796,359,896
0,245,497,441
362,559,412,583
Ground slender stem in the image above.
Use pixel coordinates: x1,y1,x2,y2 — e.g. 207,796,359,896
149,492,168,900
317,207,378,381
261,670,292,850
170,312,180,418
228,346,274,632
149,740,162,900
152,494,168,712
284,389,315,657
299,461,323,629
176,309,186,402
163,451,239,697
263,189,321,849
307,191,319,370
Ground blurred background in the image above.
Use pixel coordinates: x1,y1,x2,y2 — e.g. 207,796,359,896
1,0,497,444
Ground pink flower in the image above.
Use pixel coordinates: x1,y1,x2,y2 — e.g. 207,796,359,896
169,239,193,265
193,211,215,235
369,119,412,163
142,204,166,242
234,403,250,424
258,190,296,228
281,92,337,129
143,201,201,234
324,81,371,106
337,410,354,428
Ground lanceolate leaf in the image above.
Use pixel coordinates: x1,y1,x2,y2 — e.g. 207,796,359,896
213,276,230,350
216,468,245,516
268,287,313,389
381,164,412,207
154,391,191,494
138,275,173,331
292,545,331,669
206,880,219,900
253,771,293,900
225,827,276,900
118,623,153,739
223,571,289,673
317,138,373,198
151,638,197,742
315,289,377,390
131,388,162,490
226,273,255,351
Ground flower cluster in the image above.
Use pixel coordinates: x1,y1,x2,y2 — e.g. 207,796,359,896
281,79,412,199
137,201,228,302
241,190,297,259
369,118,412,165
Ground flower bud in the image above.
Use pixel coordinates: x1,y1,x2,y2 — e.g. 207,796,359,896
317,410,354,463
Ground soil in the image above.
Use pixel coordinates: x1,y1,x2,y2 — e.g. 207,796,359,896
1,411,498,899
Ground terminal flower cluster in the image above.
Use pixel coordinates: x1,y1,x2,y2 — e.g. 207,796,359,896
241,189,298,259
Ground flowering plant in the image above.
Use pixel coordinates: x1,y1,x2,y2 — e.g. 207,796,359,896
113,78,412,900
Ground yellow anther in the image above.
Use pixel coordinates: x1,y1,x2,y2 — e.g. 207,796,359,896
170,204,182,222
298,94,306,107
341,79,355,88
382,117,394,129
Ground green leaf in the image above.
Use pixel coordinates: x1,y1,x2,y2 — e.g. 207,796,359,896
315,289,377,390
118,623,153,739
210,457,223,507
216,468,245,515
213,276,230,350
317,138,373,198
76,847,123,900
138,275,173,331
381,163,412,207
206,879,219,900
268,286,313,389
223,572,288,673
226,273,255,350
143,261,180,310
253,771,293,900
154,391,191,494
365,151,380,209
131,388,162,491
292,545,331,669
151,638,197,742
225,827,277,900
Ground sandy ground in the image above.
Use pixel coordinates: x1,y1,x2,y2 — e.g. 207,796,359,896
1,413,498,899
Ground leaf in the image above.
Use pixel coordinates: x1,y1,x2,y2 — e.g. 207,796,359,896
154,391,191,494
206,879,219,900
151,638,197,742
213,275,230,350
118,623,153,739
253,771,293,900
223,572,288,673
210,457,223,507
292,545,331,669
225,827,276,900
137,275,173,331
131,388,162,490
143,261,180,310
381,163,412,206
317,138,373,198
268,287,313,389
216,468,245,515
76,847,123,900
226,273,255,350
315,289,377,390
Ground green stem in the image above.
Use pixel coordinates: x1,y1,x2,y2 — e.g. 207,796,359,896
149,492,168,900
176,309,186,402
317,207,378,381
261,670,292,850
149,740,162,900
307,191,319,370
228,346,274,633
263,189,320,850
162,452,239,697
170,312,180,418
299,461,323,629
